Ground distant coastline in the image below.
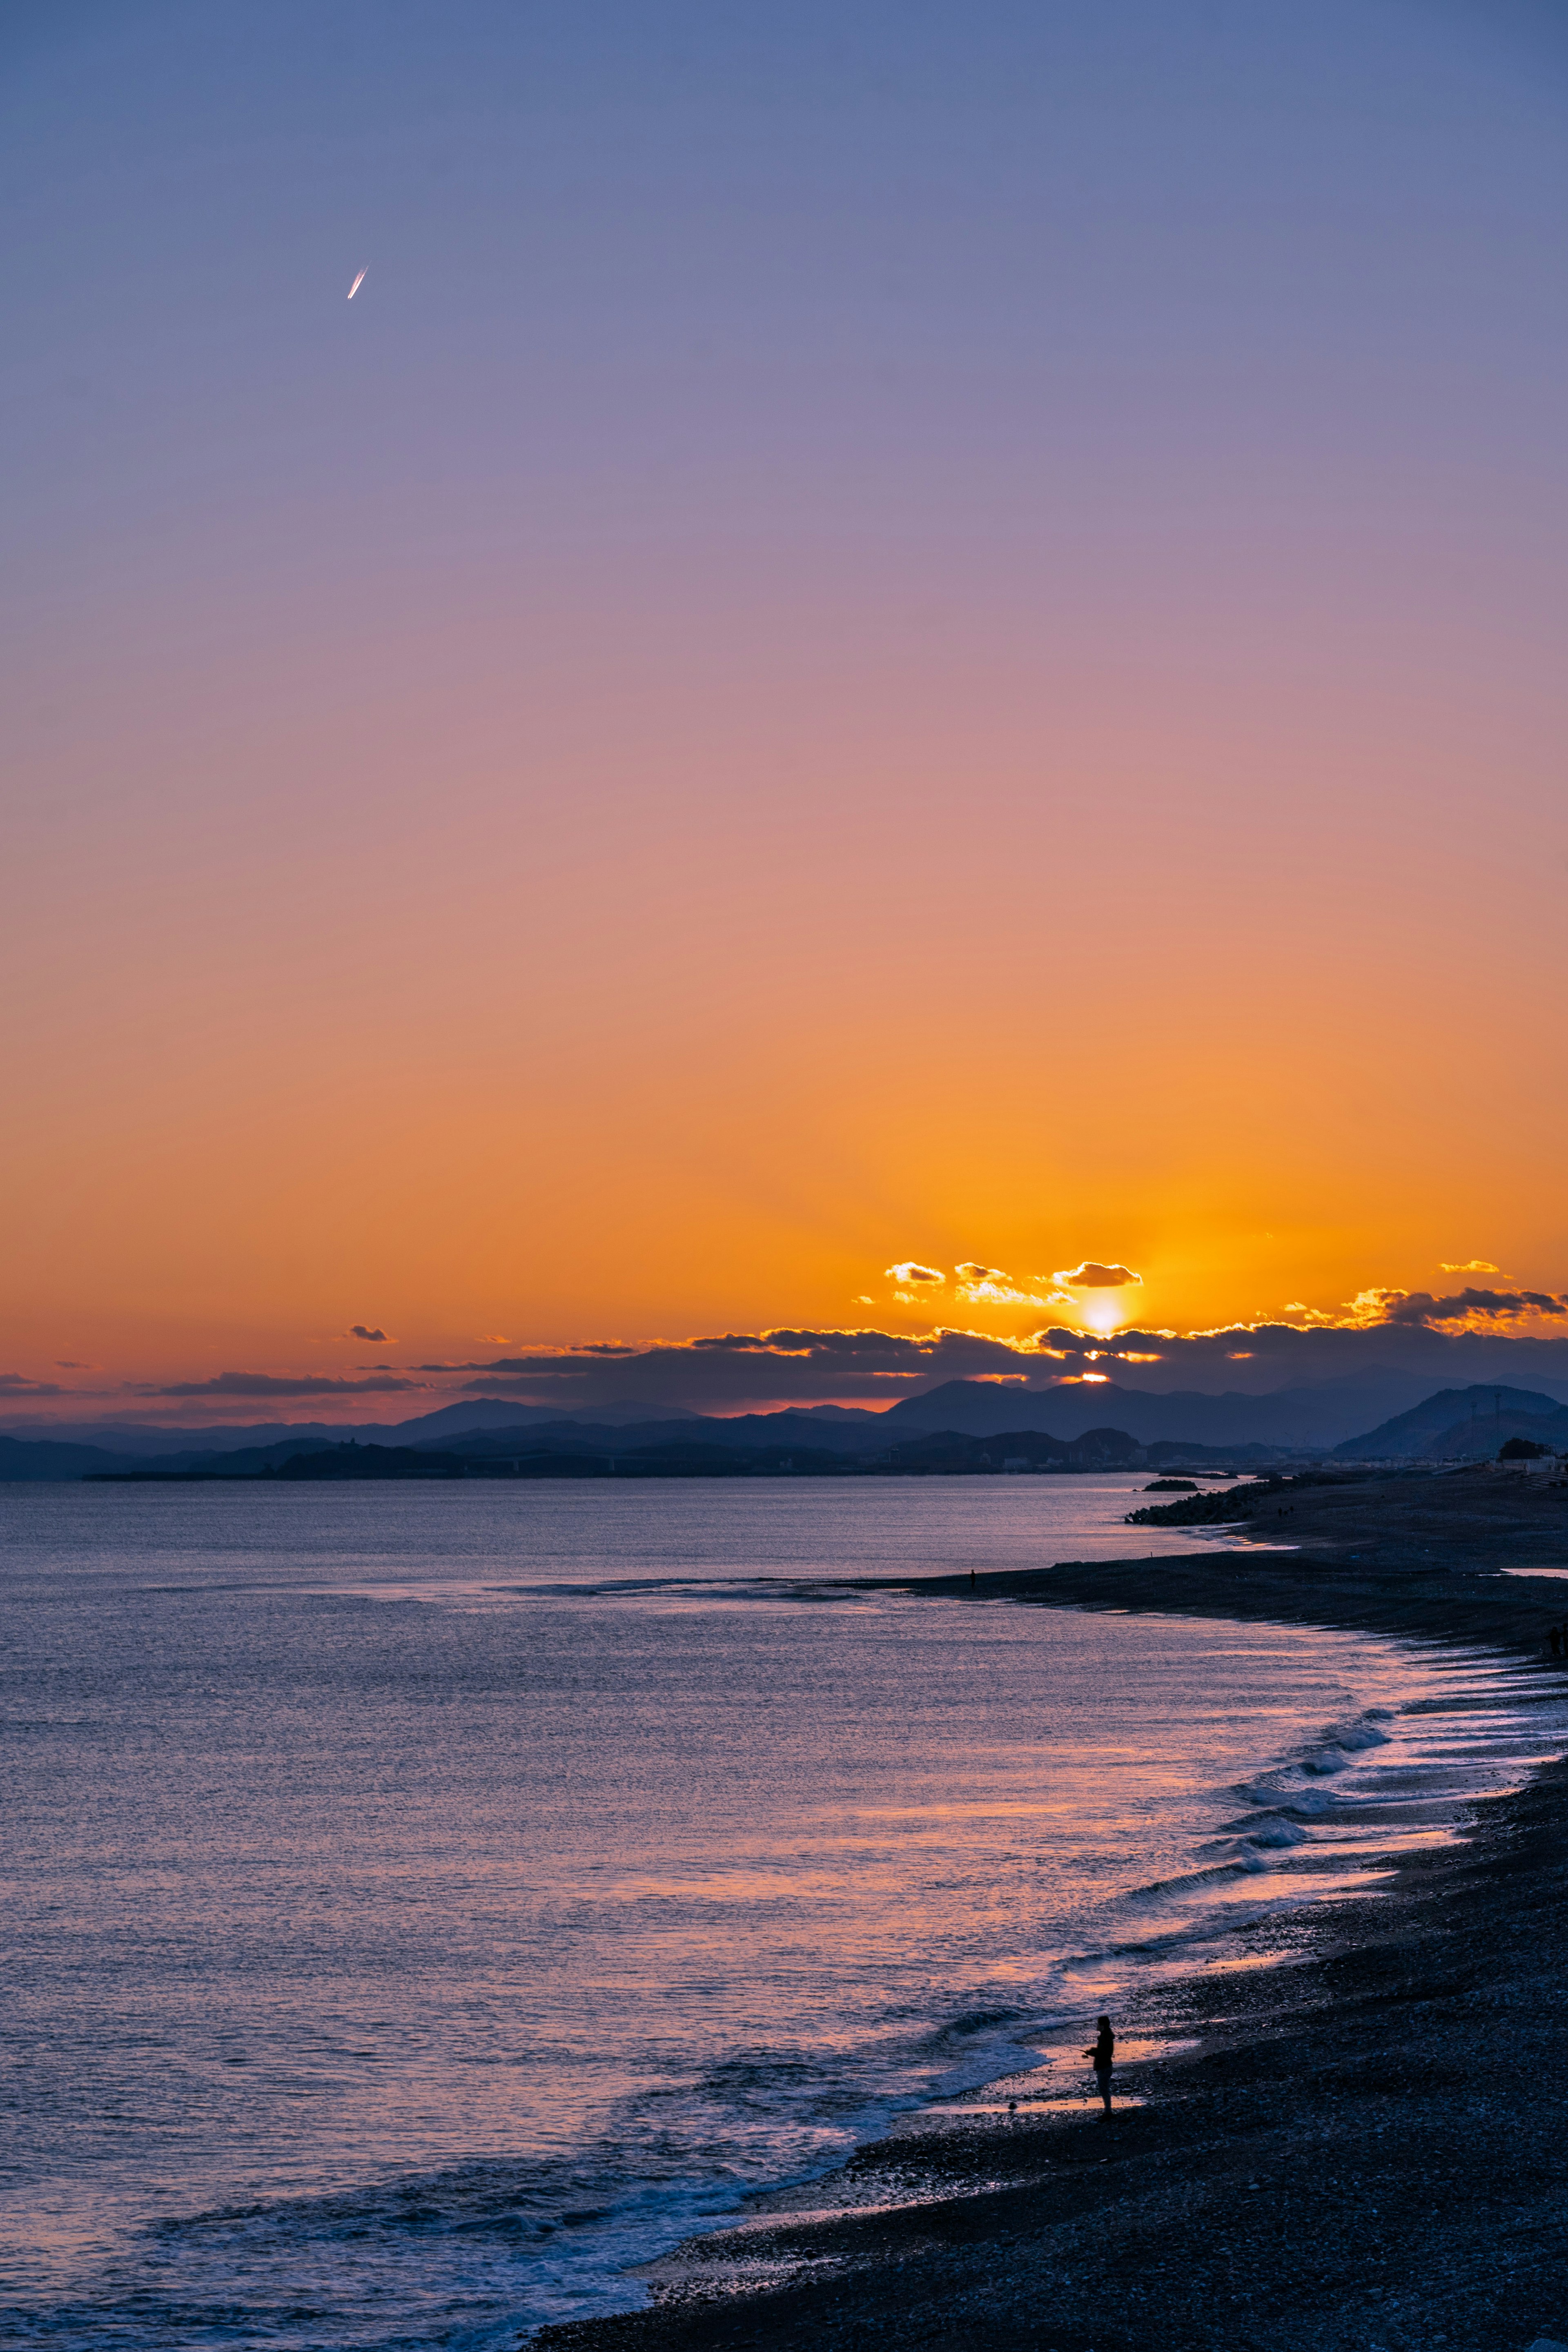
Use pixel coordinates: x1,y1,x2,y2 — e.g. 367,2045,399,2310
81,1431,1204,1483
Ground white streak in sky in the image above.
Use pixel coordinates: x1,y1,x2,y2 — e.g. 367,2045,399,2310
347,270,366,299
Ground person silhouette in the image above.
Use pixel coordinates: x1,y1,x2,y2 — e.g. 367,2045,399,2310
1551,1627,1562,1659
1083,2016,1115,2119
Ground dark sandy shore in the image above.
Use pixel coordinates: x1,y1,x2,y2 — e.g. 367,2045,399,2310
534,1468,1568,2352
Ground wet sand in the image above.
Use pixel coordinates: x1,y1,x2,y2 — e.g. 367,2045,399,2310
533,1467,1568,2352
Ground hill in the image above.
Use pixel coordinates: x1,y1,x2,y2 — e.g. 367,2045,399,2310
0,1433,131,1480
1332,1386,1568,1462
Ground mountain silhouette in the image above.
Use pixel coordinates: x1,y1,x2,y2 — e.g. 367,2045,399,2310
1332,1385,1568,1461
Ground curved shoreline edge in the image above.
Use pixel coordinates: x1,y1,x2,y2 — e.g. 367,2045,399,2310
532,1469,1568,2352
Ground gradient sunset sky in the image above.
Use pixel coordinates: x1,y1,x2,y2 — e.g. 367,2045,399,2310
4,2,1567,1418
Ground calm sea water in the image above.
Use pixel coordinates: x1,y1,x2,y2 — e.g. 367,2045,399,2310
2,1478,1559,2349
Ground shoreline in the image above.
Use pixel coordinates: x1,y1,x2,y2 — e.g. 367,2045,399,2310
533,1468,1568,2352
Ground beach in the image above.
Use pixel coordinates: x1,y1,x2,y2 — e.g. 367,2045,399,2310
535,1467,1568,2352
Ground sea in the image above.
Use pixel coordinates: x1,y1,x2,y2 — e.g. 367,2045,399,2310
3,1476,1563,2350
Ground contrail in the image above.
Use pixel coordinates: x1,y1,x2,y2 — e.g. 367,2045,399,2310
347,269,366,299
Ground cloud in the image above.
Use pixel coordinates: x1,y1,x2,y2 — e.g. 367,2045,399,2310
1440,1261,1499,1275
456,1326,1053,1410
691,1332,790,1352
1380,1287,1568,1330
1051,1262,1143,1289
0,1373,67,1393
953,1264,1054,1307
1280,1285,1568,1334
480,1334,510,1344
1287,1288,1404,1328
55,1360,92,1369
131,1371,428,1398
349,1325,392,1343
886,1262,944,1285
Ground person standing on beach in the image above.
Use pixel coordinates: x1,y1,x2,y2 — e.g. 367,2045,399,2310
1084,2016,1115,2119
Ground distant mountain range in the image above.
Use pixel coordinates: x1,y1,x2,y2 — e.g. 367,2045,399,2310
7,1372,1568,1481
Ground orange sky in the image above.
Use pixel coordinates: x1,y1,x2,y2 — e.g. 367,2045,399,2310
4,4,1566,1414
7,614,1562,1400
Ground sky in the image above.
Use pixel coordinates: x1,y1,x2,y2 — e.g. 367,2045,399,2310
4,1,1567,1421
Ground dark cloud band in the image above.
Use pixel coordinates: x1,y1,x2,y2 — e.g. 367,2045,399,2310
132,1372,426,1399
414,1305,1568,1411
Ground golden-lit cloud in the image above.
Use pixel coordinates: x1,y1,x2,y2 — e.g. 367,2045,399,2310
1283,1285,1568,1333
886,1263,944,1285
1051,1262,1143,1290
1440,1261,1499,1275
953,1263,1054,1307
